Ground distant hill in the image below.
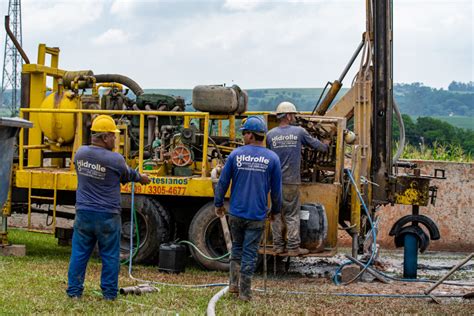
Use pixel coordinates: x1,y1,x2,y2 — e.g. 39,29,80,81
2,83,472,129
394,83,474,117
148,83,473,120
145,87,348,112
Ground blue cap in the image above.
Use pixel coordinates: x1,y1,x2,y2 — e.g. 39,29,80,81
239,116,267,135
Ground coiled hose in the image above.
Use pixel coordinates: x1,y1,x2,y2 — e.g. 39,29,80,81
126,181,228,288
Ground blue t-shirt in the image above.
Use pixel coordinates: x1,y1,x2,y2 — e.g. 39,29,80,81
74,146,140,214
266,125,328,184
214,145,282,221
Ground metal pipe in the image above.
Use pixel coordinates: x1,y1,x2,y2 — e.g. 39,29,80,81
201,115,210,177
345,254,389,283
21,108,209,117
314,40,364,116
139,114,145,173
351,232,359,257
339,40,365,83
0,216,8,245
403,233,418,279
119,284,159,295
4,15,29,64
424,253,474,295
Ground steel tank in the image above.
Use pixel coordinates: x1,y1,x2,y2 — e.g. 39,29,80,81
192,85,248,114
38,91,79,145
300,203,328,252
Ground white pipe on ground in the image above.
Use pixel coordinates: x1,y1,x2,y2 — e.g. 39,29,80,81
207,286,229,316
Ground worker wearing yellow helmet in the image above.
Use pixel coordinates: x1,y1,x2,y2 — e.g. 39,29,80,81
67,115,150,300
267,102,330,256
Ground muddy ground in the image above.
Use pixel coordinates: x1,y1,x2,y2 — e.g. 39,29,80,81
8,212,474,301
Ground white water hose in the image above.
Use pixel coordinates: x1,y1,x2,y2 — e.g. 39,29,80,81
206,286,229,316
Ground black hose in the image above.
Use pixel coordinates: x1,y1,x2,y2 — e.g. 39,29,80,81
94,74,144,97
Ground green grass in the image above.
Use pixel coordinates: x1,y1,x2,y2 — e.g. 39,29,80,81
433,116,474,130
411,115,474,130
0,107,12,117
1,229,473,314
400,142,472,162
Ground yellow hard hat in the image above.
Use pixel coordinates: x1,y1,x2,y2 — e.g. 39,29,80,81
90,115,120,133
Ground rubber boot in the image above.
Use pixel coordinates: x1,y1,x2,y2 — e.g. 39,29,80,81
239,275,252,301
229,260,240,294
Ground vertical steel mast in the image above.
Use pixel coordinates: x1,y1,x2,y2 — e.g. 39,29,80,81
1,0,23,117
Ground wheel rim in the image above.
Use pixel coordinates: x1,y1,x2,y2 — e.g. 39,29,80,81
120,209,149,257
204,215,230,262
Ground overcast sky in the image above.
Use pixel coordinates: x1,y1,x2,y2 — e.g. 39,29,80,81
1,0,472,89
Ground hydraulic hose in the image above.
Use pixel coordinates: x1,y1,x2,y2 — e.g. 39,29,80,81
126,180,228,289
94,74,144,97
333,169,378,285
179,240,230,261
119,181,139,265
252,288,466,299
392,100,405,163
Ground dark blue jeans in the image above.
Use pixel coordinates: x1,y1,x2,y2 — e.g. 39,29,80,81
66,210,121,299
229,215,264,278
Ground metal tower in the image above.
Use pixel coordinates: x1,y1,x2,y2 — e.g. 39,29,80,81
1,0,23,117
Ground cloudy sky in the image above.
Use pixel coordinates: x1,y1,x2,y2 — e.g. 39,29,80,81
0,0,472,89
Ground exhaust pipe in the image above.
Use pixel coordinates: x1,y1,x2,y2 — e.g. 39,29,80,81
4,15,29,64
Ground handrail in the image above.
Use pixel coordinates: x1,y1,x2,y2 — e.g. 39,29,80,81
20,108,209,117
18,108,212,175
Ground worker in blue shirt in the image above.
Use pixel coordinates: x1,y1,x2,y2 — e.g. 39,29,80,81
214,116,282,301
66,115,150,300
267,102,330,256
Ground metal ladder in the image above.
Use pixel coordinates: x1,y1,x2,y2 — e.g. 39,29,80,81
27,171,58,234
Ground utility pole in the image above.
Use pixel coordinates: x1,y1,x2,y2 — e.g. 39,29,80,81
1,0,23,117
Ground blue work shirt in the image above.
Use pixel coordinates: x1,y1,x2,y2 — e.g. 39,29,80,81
267,125,328,184
74,145,141,214
214,145,282,221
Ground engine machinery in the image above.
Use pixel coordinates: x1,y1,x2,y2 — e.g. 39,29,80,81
2,0,444,278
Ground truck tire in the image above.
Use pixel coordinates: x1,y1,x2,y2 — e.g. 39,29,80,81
188,201,230,271
121,196,171,264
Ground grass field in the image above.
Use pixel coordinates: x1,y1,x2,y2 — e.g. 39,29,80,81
0,107,12,117
432,116,474,130
411,115,474,130
1,229,473,314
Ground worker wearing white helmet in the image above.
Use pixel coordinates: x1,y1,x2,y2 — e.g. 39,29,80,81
267,102,330,256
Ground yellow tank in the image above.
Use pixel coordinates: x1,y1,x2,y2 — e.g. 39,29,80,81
38,91,79,145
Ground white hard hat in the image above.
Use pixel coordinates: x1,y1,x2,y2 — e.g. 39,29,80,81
275,101,297,115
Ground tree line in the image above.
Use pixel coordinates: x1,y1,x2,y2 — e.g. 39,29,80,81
393,115,474,155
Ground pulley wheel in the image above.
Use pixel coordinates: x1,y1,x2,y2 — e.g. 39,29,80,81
170,145,193,166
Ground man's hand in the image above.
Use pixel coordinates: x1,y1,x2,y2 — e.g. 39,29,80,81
138,173,151,185
215,206,226,217
322,138,331,146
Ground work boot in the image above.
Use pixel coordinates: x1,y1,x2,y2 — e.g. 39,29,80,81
229,260,240,294
239,275,252,302
273,246,285,255
287,247,309,256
